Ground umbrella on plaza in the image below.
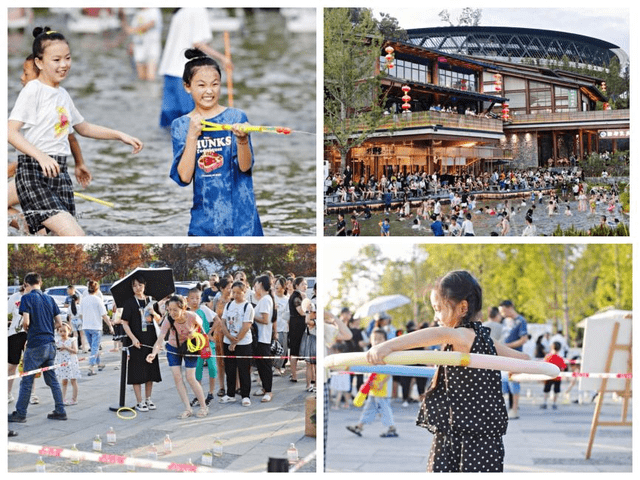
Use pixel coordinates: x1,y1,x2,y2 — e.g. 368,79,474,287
110,267,175,309
354,294,411,319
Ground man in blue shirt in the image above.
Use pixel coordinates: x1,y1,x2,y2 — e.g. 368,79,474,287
499,300,528,419
8,273,67,423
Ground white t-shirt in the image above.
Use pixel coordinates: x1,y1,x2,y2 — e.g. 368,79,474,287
79,294,107,331
131,8,162,44
274,293,290,333
196,303,215,327
461,219,475,235
9,79,84,156
222,300,254,346
8,291,23,336
158,8,213,78
254,295,274,344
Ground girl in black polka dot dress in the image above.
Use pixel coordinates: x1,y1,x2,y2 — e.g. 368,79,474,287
366,270,530,472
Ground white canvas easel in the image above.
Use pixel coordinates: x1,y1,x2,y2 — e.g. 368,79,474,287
578,309,632,459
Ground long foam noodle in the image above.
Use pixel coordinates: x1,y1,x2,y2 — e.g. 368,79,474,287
347,365,437,378
325,351,560,378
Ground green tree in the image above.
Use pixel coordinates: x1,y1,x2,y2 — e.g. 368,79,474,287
324,8,387,172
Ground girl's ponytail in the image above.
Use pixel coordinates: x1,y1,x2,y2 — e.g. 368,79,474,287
32,26,67,59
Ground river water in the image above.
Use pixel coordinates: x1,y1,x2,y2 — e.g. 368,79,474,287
8,9,316,236
324,194,629,237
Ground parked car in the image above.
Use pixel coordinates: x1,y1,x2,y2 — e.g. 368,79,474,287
173,281,200,298
44,285,88,307
305,277,316,298
8,285,21,299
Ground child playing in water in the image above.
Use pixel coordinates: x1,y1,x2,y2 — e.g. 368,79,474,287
9,53,91,233
366,271,529,472
8,28,143,236
170,49,262,236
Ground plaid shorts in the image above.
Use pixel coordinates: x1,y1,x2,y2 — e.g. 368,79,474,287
15,155,75,234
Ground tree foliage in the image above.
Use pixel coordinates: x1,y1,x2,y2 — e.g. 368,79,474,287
328,244,631,346
439,8,482,27
8,244,316,289
324,8,388,171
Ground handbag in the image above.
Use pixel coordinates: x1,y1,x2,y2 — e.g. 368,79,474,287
271,338,284,357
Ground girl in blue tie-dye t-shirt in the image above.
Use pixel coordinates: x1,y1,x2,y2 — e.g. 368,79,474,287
170,49,262,236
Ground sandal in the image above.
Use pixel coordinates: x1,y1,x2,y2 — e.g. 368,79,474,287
346,425,362,436
196,407,209,418
380,428,399,438
289,375,298,383
253,388,265,396
217,388,226,397
261,393,272,403
177,410,193,419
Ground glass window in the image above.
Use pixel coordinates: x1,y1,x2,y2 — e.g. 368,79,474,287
438,67,476,91
529,81,551,109
382,56,429,84
504,76,525,90
506,91,526,109
554,86,578,111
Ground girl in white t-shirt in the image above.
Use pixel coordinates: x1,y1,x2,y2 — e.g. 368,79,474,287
273,277,290,374
8,27,144,236
219,281,254,406
253,275,275,402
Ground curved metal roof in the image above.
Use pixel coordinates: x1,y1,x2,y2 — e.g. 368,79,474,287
402,26,621,66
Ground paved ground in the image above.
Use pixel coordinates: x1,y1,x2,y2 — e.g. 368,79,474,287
325,383,632,472
7,339,317,473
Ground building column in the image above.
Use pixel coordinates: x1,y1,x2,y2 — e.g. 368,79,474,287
578,129,584,160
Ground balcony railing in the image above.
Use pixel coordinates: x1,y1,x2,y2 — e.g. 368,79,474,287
508,109,629,125
330,110,505,135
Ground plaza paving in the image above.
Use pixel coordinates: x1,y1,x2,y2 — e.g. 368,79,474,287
325,384,632,472
7,338,317,473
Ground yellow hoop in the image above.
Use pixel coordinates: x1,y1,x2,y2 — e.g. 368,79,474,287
116,407,137,420
187,332,206,352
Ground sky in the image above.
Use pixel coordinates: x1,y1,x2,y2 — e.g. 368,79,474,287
373,7,630,56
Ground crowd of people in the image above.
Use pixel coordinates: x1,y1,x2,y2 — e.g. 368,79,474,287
327,287,575,435
8,269,317,430
325,166,601,205
327,165,624,236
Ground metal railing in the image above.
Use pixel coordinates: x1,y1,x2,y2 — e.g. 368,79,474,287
508,109,629,124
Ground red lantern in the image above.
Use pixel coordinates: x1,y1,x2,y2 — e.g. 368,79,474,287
401,85,411,112
384,46,395,70
501,102,510,121
494,73,502,93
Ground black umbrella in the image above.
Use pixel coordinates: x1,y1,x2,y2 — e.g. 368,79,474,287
110,267,175,309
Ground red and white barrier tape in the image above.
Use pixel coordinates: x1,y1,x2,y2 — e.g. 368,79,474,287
562,372,631,379
8,441,220,472
510,372,632,382
8,362,67,381
123,344,315,360
289,450,317,473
